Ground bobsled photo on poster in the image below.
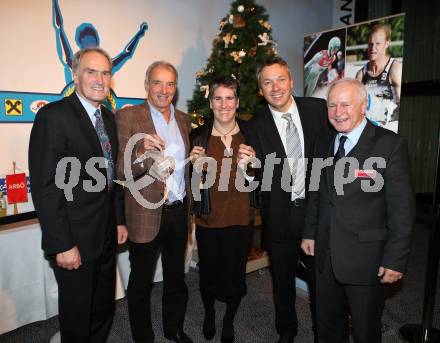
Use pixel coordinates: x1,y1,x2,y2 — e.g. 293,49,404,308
303,28,346,99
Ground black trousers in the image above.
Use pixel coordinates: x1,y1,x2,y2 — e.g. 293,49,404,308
316,252,385,343
127,202,189,342
52,228,116,343
196,225,252,301
266,203,309,337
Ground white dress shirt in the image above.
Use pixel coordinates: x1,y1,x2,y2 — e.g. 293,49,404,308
148,101,186,203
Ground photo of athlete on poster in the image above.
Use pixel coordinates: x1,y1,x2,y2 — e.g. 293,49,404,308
303,28,346,99
346,14,404,133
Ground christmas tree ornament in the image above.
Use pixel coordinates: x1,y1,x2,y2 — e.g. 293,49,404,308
233,15,246,28
195,69,205,78
219,19,228,29
200,85,210,98
237,5,244,12
258,32,271,46
259,19,272,30
223,33,237,48
197,116,205,126
230,50,246,63
228,14,234,24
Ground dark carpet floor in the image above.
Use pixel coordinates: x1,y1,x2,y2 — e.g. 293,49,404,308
1,207,439,342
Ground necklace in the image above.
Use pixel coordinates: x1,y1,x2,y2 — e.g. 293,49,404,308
213,121,237,139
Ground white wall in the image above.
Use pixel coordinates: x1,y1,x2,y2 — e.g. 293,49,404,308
0,0,333,181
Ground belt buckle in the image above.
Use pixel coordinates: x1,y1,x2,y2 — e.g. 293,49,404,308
293,198,303,207
163,200,176,209
164,198,185,210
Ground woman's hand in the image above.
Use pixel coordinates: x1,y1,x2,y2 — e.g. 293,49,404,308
190,146,206,164
237,144,256,170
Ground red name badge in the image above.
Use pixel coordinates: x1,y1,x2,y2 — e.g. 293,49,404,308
6,173,28,204
354,169,377,179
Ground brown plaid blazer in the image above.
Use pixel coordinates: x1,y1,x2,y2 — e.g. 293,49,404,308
116,102,191,243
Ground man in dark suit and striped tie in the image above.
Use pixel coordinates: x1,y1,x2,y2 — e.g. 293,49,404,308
247,56,328,343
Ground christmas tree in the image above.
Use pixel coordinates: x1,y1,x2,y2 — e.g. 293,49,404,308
187,0,277,124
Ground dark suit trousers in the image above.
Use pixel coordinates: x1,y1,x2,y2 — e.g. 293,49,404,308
127,202,189,342
266,203,308,337
52,228,116,343
316,252,385,343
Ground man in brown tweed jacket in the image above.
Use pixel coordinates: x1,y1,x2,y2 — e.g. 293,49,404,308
116,61,193,343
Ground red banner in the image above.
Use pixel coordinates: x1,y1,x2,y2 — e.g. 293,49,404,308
6,173,28,204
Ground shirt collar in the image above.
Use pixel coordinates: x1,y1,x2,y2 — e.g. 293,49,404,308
148,100,175,122
338,117,367,146
269,96,297,118
76,92,100,118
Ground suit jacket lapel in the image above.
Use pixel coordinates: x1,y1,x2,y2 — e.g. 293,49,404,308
260,106,286,159
139,102,157,135
346,121,376,163
174,109,190,156
68,93,103,158
325,132,337,195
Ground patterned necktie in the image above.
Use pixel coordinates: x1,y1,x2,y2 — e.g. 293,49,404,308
334,135,348,162
281,113,304,197
94,108,114,191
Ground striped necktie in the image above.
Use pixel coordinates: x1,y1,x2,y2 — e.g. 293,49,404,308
94,108,114,191
281,112,304,197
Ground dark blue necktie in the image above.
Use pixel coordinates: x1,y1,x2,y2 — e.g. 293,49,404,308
335,135,347,162
94,108,114,191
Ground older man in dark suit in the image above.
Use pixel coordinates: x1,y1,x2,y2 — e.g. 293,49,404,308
301,79,414,343
116,61,192,343
247,56,328,343
29,47,127,343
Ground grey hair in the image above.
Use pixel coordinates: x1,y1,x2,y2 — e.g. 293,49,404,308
328,78,368,102
144,60,178,85
72,47,112,75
